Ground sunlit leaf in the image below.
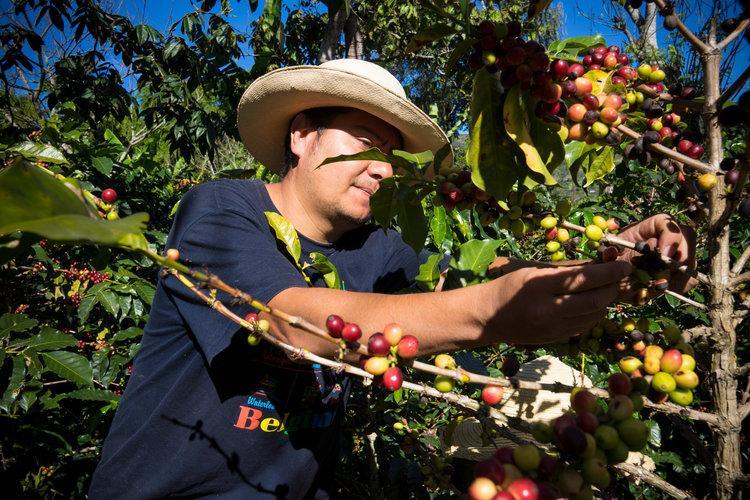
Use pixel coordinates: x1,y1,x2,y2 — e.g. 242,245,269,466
41,351,93,386
265,211,301,264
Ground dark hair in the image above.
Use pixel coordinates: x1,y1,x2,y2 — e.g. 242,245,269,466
281,107,356,177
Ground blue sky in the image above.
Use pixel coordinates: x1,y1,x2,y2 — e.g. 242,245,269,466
126,0,747,94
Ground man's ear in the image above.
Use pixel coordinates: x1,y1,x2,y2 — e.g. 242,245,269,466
289,112,317,158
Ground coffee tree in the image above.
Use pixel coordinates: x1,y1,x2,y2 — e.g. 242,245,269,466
1,0,749,498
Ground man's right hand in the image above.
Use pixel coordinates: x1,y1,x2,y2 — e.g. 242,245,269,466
485,260,633,345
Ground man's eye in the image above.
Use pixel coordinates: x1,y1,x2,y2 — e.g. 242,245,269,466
359,138,373,147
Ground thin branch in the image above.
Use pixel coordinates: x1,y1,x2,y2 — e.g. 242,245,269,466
717,65,750,108
734,362,750,378
652,0,710,53
739,402,750,421
732,245,750,275
615,462,696,499
558,219,711,287
717,17,750,50
635,84,702,110
617,124,718,174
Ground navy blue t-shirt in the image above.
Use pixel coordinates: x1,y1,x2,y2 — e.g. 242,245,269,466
89,179,431,499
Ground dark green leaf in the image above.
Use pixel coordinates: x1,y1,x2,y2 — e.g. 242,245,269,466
0,355,26,411
370,177,397,231
0,313,38,339
77,293,97,323
429,204,448,247
265,212,301,264
112,327,143,342
396,200,428,254
96,289,120,318
467,69,520,201
24,327,75,352
132,280,156,304
91,157,113,176
63,389,120,402
445,38,476,74
454,239,501,276
41,351,93,386
405,24,455,54
584,147,615,186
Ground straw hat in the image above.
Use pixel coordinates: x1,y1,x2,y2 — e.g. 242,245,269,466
237,58,452,174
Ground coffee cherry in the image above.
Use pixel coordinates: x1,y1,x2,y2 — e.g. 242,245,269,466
382,323,403,346
545,240,561,253
740,198,750,218
697,173,717,191
101,188,118,203
365,356,390,376
246,334,261,346
652,372,677,393
567,103,587,122
165,248,180,261
106,210,119,221
397,335,419,358
585,224,604,241
434,353,456,369
434,375,455,393
482,385,504,405
591,121,609,138
720,157,740,171
540,215,557,229
326,314,345,338
341,322,362,343
688,144,705,159
550,59,569,80
468,477,497,500
382,366,404,391
245,312,259,323
368,333,390,356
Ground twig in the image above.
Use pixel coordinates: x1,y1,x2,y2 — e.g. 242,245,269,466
717,18,750,51
738,402,750,421
614,462,696,499
558,219,711,286
733,363,750,378
717,65,750,108
663,289,707,309
164,263,722,426
732,246,750,275
617,124,717,174
635,84,702,111
651,0,709,53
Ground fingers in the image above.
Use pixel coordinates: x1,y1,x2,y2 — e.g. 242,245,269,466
543,260,633,294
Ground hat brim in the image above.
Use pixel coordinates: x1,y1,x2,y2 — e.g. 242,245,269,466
237,65,452,176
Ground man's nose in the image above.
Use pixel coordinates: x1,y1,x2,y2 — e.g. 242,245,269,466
367,160,393,180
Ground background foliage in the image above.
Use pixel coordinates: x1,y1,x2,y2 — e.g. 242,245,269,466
0,0,747,498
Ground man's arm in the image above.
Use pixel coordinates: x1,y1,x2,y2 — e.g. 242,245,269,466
264,260,633,357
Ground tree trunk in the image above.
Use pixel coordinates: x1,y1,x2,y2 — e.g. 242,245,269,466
703,27,743,500
344,9,363,59
640,2,659,56
318,4,347,63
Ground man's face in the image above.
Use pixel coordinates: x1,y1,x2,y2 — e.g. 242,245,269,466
292,109,402,229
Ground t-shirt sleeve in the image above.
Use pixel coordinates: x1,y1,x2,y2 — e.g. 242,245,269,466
160,183,308,363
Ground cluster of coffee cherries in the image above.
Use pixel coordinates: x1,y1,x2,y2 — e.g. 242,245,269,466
468,372,649,499
435,166,495,212
62,262,110,285
326,316,420,391
540,209,619,262
98,188,120,221
244,312,271,346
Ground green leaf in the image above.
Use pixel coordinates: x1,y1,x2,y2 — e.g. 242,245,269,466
467,69,521,201
454,239,501,276
317,148,421,177
41,351,93,386
132,280,156,304
564,140,598,168
0,355,26,411
503,86,558,186
370,177,397,231
396,200,428,254
96,289,120,318
0,313,38,339
63,388,120,402
308,252,342,289
0,160,149,250
584,147,615,186
415,253,443,291
265,212,302,264
112,326,143,342
548,35,606,58
91,157,114,176
445,37,476,74
5,141,68,164
103,129,125,152
429,204,448,248
77,293,97,323
24,327,75,351
405,24,455,54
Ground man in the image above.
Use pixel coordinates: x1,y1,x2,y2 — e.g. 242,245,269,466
89,59,695,498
